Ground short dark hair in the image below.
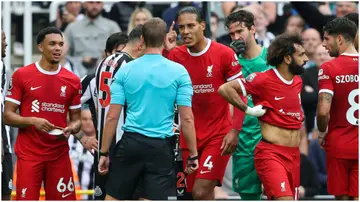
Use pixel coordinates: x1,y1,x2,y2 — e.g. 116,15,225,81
128,24,143,43
211,11,219,23
323,17,357,42
105,32,128,53
224,10,254,30
36,27,63,44
142,18,167,47
344,13,359,28
267,34,303,67
177,6,204,23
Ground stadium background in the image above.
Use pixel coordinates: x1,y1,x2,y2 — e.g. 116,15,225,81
1,1,358,200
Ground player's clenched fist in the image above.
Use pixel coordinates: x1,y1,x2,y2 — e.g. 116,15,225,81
98,156,110,175
32,117,55,133
245,105,266,117
185,155,199,175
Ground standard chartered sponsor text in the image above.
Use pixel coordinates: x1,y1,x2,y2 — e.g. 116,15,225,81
41,102,65,113
193,84,215,94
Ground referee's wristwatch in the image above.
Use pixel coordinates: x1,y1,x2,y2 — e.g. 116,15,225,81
99,151,109,157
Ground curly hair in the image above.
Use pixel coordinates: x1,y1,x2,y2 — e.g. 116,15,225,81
224,10,254,30
267,34,303,67
323,17,357,42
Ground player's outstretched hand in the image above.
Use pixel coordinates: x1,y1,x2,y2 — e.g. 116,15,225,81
164,21,177,51
245,105,266,117
185,155,199,175
98,156,110,175
221,129,239,156
33,117,55,133
80,136,98,153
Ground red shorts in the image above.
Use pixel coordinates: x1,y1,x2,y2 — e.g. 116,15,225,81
326,155,358,197
16,153,76,200
182,135,230,192
254,140,300,200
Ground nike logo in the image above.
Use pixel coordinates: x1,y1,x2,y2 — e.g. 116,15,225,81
200,170,211,174
62,193,72,198
274,96,285,100
30,86,42,91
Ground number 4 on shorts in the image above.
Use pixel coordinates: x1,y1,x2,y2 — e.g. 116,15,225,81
203,155,213,170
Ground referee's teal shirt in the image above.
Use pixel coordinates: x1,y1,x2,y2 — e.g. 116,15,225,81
110,54,193,139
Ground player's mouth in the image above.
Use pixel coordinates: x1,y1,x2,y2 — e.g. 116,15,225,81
183,37,193,44
53,53,61,59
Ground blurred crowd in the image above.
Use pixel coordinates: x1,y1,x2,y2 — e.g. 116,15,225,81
4,1,359,200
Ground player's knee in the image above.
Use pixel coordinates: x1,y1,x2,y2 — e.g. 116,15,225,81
192,187,209,200
275,196,293,200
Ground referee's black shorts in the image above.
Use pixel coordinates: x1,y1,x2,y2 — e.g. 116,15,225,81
106,131,176,200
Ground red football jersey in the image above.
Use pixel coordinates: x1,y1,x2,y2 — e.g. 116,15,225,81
318,53,359,159
5,62,82,161
168,38,242,149
238,68,304,129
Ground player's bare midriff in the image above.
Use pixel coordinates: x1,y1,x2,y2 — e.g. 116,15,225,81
259,121,301,147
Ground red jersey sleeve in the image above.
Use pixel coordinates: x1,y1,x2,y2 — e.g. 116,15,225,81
318,63,334,95
69,78,82,110
5,70,23,105
222,48,242,81
236,73,263,97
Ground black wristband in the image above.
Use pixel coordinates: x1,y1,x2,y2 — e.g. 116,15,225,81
188,155,198,161
99,151,109,157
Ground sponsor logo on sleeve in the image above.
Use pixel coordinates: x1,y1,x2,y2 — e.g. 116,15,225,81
246,73,256,82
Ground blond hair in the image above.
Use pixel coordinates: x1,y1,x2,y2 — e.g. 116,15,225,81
127,7,153,35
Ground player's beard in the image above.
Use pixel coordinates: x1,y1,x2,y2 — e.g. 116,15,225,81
288,57,305,75
328,42,340,57
50,59,60,64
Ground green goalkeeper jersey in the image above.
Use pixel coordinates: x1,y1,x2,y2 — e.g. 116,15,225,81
234,47,273,157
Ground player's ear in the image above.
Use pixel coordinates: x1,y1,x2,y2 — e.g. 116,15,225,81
200,21,206,31
37,43,44,53
250,25,256,35
284,55,292,65
336,34,344,46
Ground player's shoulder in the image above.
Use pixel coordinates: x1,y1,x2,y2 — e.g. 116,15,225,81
244,69,268,83
293,75,303,85
13,63,37,75
60,67,81,82
210,40,234,54
170,45,188,55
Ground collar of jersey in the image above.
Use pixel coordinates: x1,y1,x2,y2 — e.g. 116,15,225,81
187,38,211,57
35,61,61,75
273,68,293,85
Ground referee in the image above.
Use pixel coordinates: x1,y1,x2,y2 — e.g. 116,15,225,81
98,18,199,200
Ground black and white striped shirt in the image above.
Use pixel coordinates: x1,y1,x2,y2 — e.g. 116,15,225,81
81,73,98,129
1,60,12,154
95,52,133,151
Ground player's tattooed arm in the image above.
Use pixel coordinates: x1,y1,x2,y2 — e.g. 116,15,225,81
316,92,333,132
218,79,248,112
